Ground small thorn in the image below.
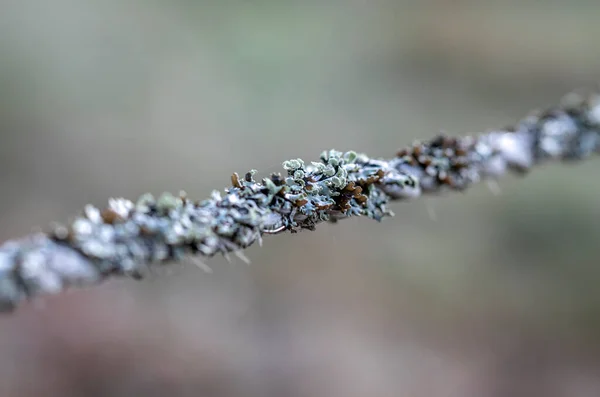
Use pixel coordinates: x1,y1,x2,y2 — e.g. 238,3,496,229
487,180,502,196
262,225,286,234
191,258,213,273
234,250,251,265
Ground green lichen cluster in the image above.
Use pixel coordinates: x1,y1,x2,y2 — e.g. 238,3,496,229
229,149,396,233
48,149,403,280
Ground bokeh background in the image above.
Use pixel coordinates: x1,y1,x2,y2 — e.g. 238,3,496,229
1,1,600,396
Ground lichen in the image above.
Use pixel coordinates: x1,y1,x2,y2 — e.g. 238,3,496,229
43,91,600,279
0,90,599,312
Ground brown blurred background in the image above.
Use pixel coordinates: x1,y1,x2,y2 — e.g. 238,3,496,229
1,1,600,396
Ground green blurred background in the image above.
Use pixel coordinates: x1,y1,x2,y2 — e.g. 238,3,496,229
1,1,600,396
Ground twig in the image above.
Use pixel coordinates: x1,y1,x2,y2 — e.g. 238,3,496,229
1,91,599,313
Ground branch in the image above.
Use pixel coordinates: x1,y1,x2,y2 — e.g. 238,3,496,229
1,91,599,313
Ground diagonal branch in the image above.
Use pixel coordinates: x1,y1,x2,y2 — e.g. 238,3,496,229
1,91,599,313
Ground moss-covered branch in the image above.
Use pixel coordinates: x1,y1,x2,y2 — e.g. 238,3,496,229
1,91,599,313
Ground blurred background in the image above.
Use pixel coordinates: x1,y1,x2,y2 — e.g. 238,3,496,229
1,1,600,396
